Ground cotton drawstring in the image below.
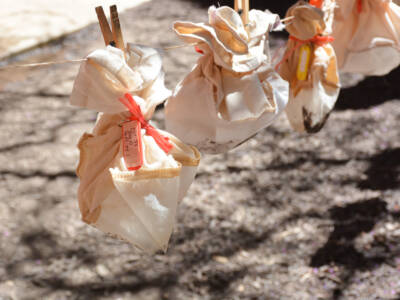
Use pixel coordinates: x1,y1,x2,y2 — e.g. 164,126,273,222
275,34,334,71
119,93,173,154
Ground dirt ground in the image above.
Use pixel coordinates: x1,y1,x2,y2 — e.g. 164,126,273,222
0,0,399,299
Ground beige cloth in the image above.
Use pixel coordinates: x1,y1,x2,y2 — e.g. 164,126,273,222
278,1,340,133
71,44,200,253
165,6,288,154
332,0,400,75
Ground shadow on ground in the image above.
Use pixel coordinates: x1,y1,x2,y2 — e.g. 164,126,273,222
310,197,400,299
311,198,388,269
336,67,400,110
358,148,400,191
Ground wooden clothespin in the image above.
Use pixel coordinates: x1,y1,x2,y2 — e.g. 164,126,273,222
95,6,114,46
241,0,249,25
95,5,125,53
110,5,126,53
234,0,242,13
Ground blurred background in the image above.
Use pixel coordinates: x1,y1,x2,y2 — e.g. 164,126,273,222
0,0,399,299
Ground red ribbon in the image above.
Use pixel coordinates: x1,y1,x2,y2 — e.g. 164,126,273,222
275,34,334,71
357,0,362,13
309,0,323,8
119,93,173,154
195,46,204,54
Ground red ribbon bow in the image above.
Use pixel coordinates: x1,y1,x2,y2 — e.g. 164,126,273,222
275,34,334,71
119,93,173,154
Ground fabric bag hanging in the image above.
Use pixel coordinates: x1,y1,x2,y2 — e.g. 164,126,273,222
71,44,200,253
164,6,289,154
277,0,340,133
332,0,400,76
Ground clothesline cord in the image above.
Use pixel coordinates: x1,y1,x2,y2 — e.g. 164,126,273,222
0,15,294,70
0,59,87,70
0,42,201,70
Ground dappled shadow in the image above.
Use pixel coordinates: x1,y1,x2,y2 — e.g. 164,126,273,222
3,201,274,298
335,67,400,110
33,269,179,298
310,198,396,300
358,148,400,191
6,228,98,278
0,170,76,180
13,224,267,298
20,230,58,260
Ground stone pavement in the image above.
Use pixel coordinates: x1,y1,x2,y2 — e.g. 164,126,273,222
0,0,399,299
0,0,150,60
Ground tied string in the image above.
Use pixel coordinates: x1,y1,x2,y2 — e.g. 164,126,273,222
119,93,173,154
0,43,201,70
275,34,334,71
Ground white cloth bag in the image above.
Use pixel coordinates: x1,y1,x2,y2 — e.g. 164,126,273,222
71,44,200,253
165,6,288,154
332,0,400,76
278,1,340,133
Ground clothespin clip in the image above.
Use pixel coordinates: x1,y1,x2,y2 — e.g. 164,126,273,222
95,6,114,46
234,0,242,14
234,0,249,31
234,0,249,25
95,5,125,53
110,5,126,53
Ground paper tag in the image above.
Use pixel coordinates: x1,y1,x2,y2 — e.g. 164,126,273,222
296,44,311,81
122,120,143,171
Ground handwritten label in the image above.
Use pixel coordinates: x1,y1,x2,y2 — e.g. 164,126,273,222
296,44,311,81
122,120,143,171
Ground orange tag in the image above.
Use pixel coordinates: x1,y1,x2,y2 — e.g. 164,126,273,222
122,120,143,171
